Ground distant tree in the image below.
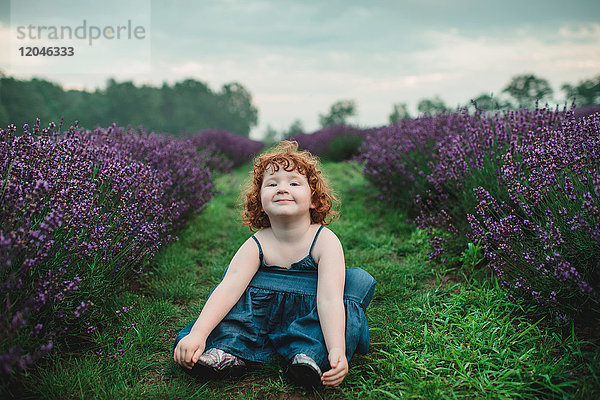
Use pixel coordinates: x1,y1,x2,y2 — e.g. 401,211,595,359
502,74,553,108
105,79,146,128
137,85,163,131
0,77,51,128
263,119,305,144
263,124,280,144
469,93,510,112
417,96,447,116
561,74,600,107
389,103,411,123
217,82,259,137
61,89,108,129
158,82,176,132
470,93,495,112
171,79,213,134
34,78,68,119
0,78,12,127
103,80,163,132
0,99,8,126
319,100,356,127
0,76,259,136
284,119,304,138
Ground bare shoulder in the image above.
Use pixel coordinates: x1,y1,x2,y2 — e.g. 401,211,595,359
314,226,344,260
317,226,342,246
228,234,261,274
237,234,261,256
314,227,345,287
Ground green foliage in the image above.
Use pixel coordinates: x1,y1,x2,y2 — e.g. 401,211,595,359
321,133,364,162
469,92,511,112
417,95,447,116
561,74,600,107
263,119,305,144
3,163,598,400
388,103,411,123
284,119,304,138
428,144,510,264
218,82,259,136
262,124,280,145
0,76,259,136
319,100,357,128
502,74,553,108
459,241,485,278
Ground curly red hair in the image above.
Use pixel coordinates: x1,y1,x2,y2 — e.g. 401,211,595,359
241,141,338,231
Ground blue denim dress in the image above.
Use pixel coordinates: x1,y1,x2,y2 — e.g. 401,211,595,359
173,225,376,372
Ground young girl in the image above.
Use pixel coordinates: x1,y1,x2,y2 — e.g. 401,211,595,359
173,141,375,387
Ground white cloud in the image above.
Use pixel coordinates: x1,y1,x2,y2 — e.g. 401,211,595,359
157,20,600,139
3,12,600,140
413,23,600,76
169,61,214,76
558,24,600,40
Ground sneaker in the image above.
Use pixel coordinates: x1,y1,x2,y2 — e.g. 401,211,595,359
196,348,246,370
190,348,246,379
286,353,322,388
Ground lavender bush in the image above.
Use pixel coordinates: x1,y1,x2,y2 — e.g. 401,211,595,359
414,107,571,261
1,120,216,376
359,106,600,321
468,112,600,321
190,129,264,168
290,125,371,161
359,113,471,211
361,107,571,258
79,124,217,229
574,104,600,120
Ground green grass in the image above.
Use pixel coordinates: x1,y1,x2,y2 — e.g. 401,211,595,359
6,161,599,399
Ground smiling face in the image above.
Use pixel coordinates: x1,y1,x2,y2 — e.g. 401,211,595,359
260,166,314,222
241,141,338,231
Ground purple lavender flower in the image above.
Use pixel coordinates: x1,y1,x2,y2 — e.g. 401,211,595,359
359,104,600,322
190,129,263,168
289,125,372,161
1,120,218,375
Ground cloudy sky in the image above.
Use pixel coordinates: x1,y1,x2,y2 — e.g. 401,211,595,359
1,0,599,138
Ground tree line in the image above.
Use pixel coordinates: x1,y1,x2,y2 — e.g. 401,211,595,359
1,72,597,140
389,73,600,122
0,75,259,137
266,73,600,141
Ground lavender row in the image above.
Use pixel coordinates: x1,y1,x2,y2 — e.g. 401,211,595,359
359,107,600,322
1,120,217,376
289,125,377,161
190,129,264,168
468,113,600,322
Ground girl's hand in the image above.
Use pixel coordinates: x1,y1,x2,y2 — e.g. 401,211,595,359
321,348,348,386
173,334,206,370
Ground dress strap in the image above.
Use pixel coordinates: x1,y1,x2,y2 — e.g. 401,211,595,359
251,235,264,261
308,225,325,254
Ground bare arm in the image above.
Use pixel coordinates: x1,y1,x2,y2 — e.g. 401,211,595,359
315,228,348,386
174,237,260,369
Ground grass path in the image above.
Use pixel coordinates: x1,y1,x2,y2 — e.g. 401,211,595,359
21,162,599,399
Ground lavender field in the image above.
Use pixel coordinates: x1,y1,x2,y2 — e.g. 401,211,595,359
1,105,599,398
0,121,263,377
360,106,600,323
